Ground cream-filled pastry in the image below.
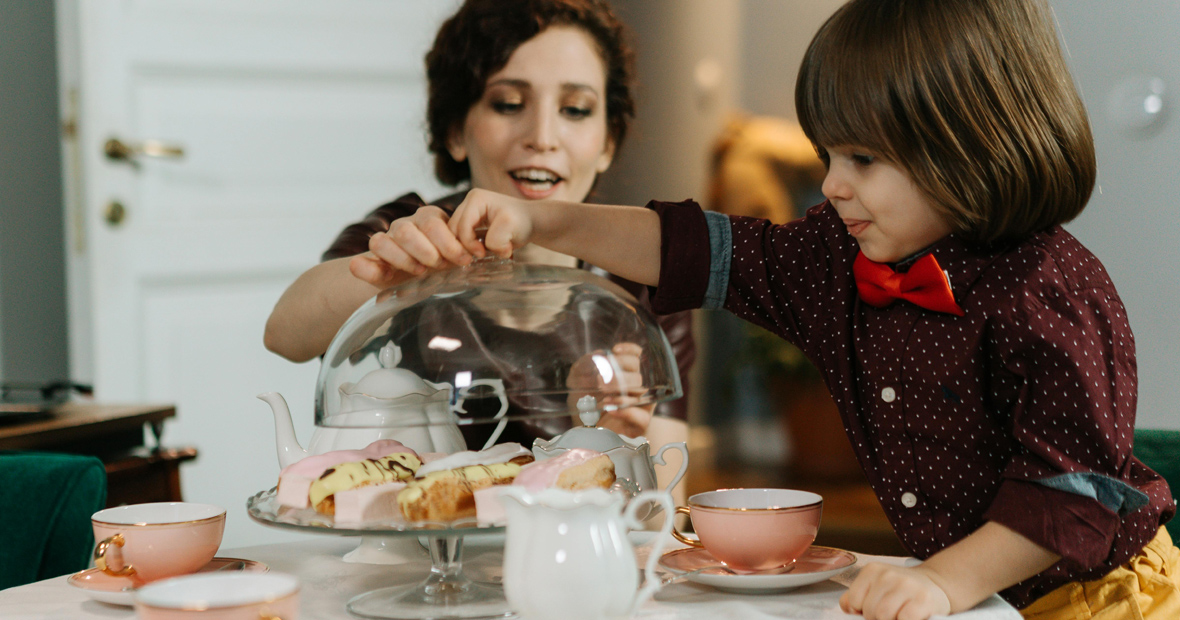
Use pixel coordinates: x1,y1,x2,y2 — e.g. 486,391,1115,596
414,442,533,478
399,461,523,522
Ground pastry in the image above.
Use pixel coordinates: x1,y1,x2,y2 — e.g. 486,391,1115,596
413,442,534,477
394,442,533,522
309,452,420,516
276,439,419,510
475,448,616,524
513,448,615,492
331,480,409,524
398,461,522,522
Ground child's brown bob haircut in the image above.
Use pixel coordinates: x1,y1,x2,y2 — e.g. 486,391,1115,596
795,0,1096,244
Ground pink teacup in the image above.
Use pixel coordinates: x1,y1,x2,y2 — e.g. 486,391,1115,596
671,488,822,572
92,502,225,584
134,573,299,620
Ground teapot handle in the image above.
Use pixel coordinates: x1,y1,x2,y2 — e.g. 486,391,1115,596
652,441,689,493
454,379,509,450
623,490,675,616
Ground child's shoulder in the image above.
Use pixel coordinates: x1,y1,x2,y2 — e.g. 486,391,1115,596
1013,226,1116,292
984,226,1122,317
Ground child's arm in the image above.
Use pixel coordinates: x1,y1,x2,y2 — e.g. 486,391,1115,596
841,521,1059,620
447,188,662,286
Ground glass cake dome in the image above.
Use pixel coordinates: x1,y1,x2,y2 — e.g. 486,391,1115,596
313,257,682,441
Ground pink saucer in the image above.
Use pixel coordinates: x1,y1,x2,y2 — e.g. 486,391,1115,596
68,557,269,606
660,545,856,593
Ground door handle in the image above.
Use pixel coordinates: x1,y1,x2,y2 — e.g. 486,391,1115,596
103,137,185,164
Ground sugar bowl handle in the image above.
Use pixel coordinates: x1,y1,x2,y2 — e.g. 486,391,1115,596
651,441,689,492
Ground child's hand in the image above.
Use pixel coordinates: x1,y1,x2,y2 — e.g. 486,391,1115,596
449,188,536,259
351,206,474,286
840,563,951,620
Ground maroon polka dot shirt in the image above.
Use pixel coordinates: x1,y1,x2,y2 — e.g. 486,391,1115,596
648,199,1174,608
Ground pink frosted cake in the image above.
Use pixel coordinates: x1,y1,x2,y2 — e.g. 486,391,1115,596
332,480,409,524
276,439,420,511
475,448,616,524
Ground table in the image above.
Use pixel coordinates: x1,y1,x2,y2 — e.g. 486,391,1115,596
0,401,196,506
0,535,1020,619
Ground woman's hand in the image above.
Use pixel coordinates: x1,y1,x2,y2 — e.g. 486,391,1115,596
449,188,537,259
840,563,951,620
350,206,476,287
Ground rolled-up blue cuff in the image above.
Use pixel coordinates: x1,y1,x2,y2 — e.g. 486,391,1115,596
1033,472,1150,516
703,211,731,310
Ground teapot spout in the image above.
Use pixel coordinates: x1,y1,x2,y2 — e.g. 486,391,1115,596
257,392,308,469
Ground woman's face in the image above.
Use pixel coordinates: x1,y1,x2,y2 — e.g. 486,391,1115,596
448,25,615,203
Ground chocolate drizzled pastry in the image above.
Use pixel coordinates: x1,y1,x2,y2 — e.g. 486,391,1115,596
309,453,422,515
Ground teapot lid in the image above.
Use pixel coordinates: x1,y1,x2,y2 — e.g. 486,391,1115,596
314,258,682,430
535,425,647,453
344,343,444,400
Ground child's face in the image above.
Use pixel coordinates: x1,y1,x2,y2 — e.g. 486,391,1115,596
821,146,953,263
448,26,615,204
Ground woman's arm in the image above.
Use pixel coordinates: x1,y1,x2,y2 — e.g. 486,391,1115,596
841,521,1059,619
263,257,382,362
265,204,468,362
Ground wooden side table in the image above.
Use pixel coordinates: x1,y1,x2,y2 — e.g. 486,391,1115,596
0,401,197,507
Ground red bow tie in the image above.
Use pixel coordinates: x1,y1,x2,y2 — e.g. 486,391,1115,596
853,252,964,316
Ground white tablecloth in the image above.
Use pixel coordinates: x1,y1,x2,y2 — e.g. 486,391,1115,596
0,534,1020,620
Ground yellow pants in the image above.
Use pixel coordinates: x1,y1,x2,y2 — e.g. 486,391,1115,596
1022,526,1180,620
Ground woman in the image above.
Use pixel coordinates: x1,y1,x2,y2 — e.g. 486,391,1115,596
264,0,694,455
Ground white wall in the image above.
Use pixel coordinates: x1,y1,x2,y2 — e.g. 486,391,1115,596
1050,0,1180,430
597,0,742,206
738,0,846,120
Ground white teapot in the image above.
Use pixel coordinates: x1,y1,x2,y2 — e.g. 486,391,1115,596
499,487,674,620
260,342,508,469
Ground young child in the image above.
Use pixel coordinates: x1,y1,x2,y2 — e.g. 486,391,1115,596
370,0,1179,618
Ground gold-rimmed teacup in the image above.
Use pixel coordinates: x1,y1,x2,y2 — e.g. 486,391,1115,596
671,488,822,572
92,502,225,584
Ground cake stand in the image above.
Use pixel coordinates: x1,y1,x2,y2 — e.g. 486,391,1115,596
247,487,512,620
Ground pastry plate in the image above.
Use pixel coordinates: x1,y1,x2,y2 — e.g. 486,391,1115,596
247,480,640,535
67,557,268,606
247,486,505,534
659,545,856,593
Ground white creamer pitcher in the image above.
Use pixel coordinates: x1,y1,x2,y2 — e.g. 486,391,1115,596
499,487,674,620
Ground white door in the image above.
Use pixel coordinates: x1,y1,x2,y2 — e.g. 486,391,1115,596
61,0,457,546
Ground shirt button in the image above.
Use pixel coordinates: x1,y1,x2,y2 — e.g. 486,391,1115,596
901,492,918,508
881,387,897,402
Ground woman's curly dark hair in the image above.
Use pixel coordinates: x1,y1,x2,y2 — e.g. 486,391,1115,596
425,0,636,186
